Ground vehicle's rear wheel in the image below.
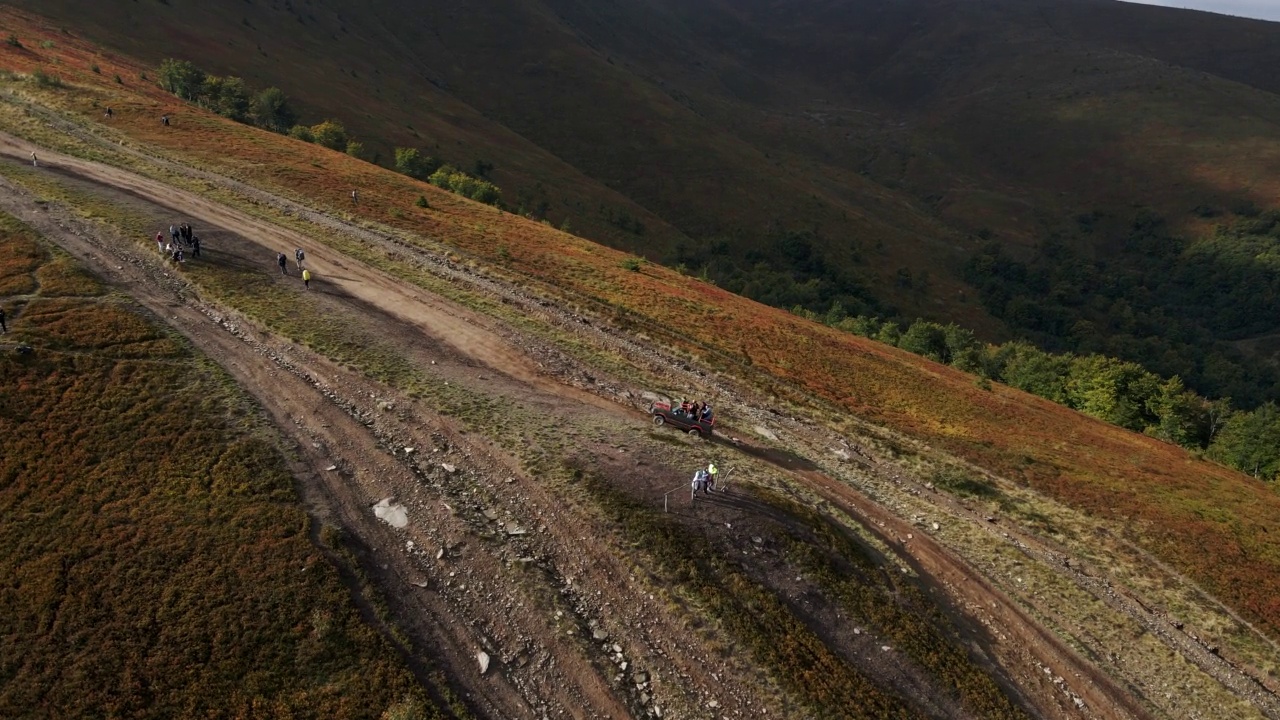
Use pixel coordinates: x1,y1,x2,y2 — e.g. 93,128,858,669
652,415,665,426
688,428,701,438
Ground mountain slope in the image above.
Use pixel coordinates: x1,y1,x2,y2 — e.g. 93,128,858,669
15,0,1280,388
1,15,1279,718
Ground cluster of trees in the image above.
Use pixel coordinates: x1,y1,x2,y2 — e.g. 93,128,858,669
425,164,501,206
795,306,1280,481
392,148,500,205
288,119,363,158
963,210,1280,408
159,59,368,157
159,60,503,205
158,59,297,134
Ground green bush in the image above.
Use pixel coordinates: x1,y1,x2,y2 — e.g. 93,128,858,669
287,124,315,142
30,68,65,89
251,86,296,133
620,256,643,272
394,147,440,180
310,119,348,151
414,195,429,208
427,164,502,206
200,75,251,122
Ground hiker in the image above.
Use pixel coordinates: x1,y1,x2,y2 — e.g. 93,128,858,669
172,247,184,263
155,232,164,253
277,252,287,275
170,225,179,243
161,114,170,126
691,467,710,499
302,268,311,290
706,462,719,492
294,247,305,269
104,107,113,119
191,236,201,257
0,306,6,334
351,189,359,205
30,151,37,167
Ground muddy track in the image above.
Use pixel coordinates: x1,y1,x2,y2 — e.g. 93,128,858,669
0,132,1259,719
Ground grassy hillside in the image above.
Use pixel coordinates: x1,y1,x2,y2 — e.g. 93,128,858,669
0,217,446,717
2,14,1277,654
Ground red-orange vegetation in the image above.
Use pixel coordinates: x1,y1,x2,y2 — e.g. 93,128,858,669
1,8,1278,640
0,221,437,717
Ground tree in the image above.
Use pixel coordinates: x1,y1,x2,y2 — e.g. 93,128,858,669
995,342,1071,404
395,147,440,180
309,120,348,151
942,323,984,373
345,140,366,159
1208,403,1280,480
898,320,948,362
1065,355,1161,431
287,124,315,142
1144,376,1209,448
158,58,205,100
201,75,250,122
875,322,901,347
251,87,296,133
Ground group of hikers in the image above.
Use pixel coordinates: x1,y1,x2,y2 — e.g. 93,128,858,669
156,223,200,262
677,398,714,422
277,248,312,289
691,462,720,498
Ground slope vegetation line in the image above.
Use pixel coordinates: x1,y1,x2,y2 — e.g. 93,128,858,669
0,134,1171,719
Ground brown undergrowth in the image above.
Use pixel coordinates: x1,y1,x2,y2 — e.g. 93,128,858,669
0,217,443,718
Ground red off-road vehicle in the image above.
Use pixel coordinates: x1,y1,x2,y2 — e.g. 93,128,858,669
650,400,715,437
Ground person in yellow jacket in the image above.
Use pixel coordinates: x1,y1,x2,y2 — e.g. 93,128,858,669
706,462,718,492
302,268,312,290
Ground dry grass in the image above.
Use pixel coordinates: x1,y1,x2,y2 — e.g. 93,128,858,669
0,217,442,718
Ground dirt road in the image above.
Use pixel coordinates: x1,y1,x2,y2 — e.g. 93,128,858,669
0,132,1259,719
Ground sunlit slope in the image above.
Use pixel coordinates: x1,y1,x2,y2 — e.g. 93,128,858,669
2,11,1277,650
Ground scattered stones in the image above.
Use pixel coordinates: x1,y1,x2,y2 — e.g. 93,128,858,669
593,628,608,641
442,463,458,474
477,651,490,674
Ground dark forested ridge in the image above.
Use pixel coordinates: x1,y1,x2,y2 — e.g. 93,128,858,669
15,0,1280,446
